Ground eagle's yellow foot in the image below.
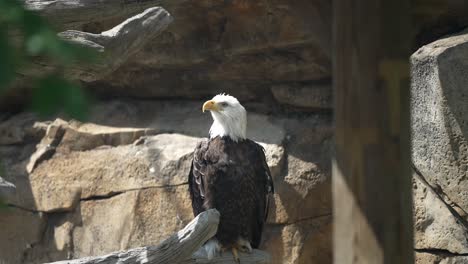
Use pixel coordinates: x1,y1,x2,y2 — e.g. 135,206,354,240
232,247,240,264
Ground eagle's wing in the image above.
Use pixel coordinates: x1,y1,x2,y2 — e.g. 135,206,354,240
251,141,275,248
188,140,209,216
259,144,274,221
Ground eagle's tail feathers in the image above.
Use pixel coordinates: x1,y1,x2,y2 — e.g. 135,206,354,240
204,238,221,260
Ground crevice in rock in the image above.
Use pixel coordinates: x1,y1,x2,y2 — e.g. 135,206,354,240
80,191,125,201
415,248,468,257
412,163,468,229
271,212,332,226
6,203,42,214
79,183,189,201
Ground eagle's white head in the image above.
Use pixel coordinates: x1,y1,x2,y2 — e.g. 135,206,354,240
202,94,247,142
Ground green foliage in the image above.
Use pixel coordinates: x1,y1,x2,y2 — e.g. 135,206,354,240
0,0,97,208
0,0,95,120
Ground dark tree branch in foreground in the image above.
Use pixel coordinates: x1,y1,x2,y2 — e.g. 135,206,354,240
46,209,270,264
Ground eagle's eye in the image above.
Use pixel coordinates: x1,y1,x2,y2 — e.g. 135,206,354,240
220,102,229,107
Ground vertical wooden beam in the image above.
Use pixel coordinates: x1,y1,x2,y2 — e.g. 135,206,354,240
332,1,413,264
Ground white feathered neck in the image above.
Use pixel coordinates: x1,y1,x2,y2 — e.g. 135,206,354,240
208,94,247,142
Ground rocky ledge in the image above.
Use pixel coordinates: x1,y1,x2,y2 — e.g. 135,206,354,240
0,99,333,264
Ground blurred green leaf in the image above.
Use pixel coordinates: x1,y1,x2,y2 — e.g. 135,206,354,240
31,75,89,120
0,0,24,23
0,200,7,210
1,0,95,120
0,26,16,91
62,83,90,121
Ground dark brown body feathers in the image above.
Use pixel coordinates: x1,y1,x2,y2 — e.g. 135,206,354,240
188,136,274,248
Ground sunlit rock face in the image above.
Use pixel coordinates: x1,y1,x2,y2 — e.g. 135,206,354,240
411,29,468,263
0,99,333,264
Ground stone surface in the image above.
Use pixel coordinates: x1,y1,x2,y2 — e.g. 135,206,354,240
271,83,332,109
0,113,45,145
413,173,468,254
71,186,193,258
27,133,198,212
413,0,468,48
1,0,333,114
0,208,45,264
262,216,332,264
411,30,468,215
416,252,468,264
88,100,286,145
268,117,332,224
84,0,331,102
0,99,332,264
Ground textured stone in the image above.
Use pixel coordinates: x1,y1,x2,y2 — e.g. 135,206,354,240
262,216,332,264
0,100,331,263
416,252,468,264
71,186,192,258
88,100,286,144
87,0,331,101
0,208,45,264
268,117,332,224
413,174,468,254
27,133,198,212
53,119,157,153
271,84,332,109
0,113,45,145
411,30,468,214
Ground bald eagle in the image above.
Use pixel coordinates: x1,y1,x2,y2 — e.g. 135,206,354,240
188,94,274,262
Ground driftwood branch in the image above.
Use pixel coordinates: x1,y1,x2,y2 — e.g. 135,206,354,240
46,209,270,264
24,0,183,30
17,6,173,82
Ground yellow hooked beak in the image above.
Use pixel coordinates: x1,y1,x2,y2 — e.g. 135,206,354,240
202,100,219,112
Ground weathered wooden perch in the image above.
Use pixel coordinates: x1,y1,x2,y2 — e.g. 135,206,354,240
60,6,172,82
24,0,183,30
46,209,270,264
17,6,173,82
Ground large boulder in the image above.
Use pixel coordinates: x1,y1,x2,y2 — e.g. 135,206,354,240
411,29,468,262
411,30,468,218
413,173,468,254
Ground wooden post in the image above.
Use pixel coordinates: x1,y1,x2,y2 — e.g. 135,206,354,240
333,1,413,264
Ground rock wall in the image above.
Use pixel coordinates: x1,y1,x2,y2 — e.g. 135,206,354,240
1,1,334,263
0,99,333,264
2,1,468,263
411,30,468,263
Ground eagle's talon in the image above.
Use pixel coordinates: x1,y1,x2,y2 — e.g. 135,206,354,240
232,247,240,264
237,238,252,253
